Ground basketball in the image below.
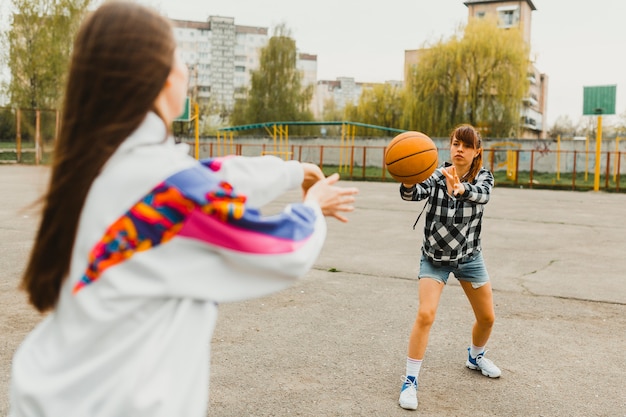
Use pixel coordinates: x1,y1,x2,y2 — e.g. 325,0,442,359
385,131,438,184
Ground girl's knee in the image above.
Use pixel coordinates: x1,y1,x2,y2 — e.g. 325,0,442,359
416,308,437,327
477,314,495,328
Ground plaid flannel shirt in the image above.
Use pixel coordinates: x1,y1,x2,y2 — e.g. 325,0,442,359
400,163,494,266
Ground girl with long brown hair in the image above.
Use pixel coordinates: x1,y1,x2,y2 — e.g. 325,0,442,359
397,124,499,411
9,2,357,416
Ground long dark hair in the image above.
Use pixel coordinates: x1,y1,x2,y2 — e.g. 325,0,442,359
450,124,483,183
22,1,177,312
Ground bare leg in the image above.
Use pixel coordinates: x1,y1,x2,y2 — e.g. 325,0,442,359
407,278,445,359
459,281,495,347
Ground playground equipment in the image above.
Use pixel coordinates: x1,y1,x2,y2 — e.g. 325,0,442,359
216,121,405,173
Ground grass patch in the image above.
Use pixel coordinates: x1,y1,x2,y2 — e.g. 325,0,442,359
320,165,624,192
493,171,622,192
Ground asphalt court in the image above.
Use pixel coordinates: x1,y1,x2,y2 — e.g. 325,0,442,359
1,165,625,416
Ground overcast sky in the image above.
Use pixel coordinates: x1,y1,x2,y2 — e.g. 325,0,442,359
139,0,625,128
2,0,624,128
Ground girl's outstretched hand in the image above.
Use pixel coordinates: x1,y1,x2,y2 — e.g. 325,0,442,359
301,162,325,196
441,166,464,196
304,173,359,223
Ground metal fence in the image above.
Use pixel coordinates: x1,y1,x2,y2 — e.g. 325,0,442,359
0,107,58,164
1,114,623,192
186,140,624,192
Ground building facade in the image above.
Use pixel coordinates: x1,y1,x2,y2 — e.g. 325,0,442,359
172,17,267,112
297,53,318,89
312,77,363,119
405,0,548,139
464,0,547,139
171,17,317,117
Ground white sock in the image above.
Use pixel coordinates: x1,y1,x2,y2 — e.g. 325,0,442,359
406,357,422,380
470,344,485,358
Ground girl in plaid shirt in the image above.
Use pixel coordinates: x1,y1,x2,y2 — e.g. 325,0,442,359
397,124,500,411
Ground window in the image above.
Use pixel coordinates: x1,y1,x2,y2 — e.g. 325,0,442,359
500,10,515,26
497,5,519,28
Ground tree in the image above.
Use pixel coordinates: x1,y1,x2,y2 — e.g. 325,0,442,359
403,16,529,138
344,83,404,136
0,108,17,141
319,97,344,137
2,0,90,110
230,24,313,134
547,115,577,139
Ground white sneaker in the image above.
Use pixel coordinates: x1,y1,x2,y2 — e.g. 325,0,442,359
466,348,501,378
398,375,418,410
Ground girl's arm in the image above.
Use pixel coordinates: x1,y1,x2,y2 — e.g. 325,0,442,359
454,169,493,204
200,155,304,208
399,172,439,202
72,164,357,303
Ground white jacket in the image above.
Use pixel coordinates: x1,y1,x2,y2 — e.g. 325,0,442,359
10,113,327,417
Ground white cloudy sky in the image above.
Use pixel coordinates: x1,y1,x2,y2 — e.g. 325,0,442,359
143,0,626,128
3,0,625,128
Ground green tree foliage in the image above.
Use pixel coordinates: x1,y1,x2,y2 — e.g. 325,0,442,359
319,97,344,137
0,108,17,141
321,97,342,122
3,0,89,110
344,83,404,136
230,24,313,135
403,16,529,138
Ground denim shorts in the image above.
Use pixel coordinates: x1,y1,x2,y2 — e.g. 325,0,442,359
418,251,490,288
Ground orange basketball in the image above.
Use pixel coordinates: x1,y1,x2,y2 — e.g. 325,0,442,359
385,131,438,184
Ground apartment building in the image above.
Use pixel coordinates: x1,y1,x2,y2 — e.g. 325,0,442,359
172,17,265,111
405,0,548,139
312,77,364,119
171,17,317,115
297,53,318,89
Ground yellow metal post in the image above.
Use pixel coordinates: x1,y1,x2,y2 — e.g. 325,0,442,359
284,125,288,158
194,102,199,160
593,115,602,191
339,123,346,172
506,149,516,180
35,110,41,165
277,124,287,158
261,123,290,159
350,124,356,174
273,124,277,155
585,137,589,182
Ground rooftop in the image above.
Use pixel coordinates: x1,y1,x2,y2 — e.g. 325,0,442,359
463,0,536,11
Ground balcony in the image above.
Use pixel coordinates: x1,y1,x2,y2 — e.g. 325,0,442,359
522,96,539,107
